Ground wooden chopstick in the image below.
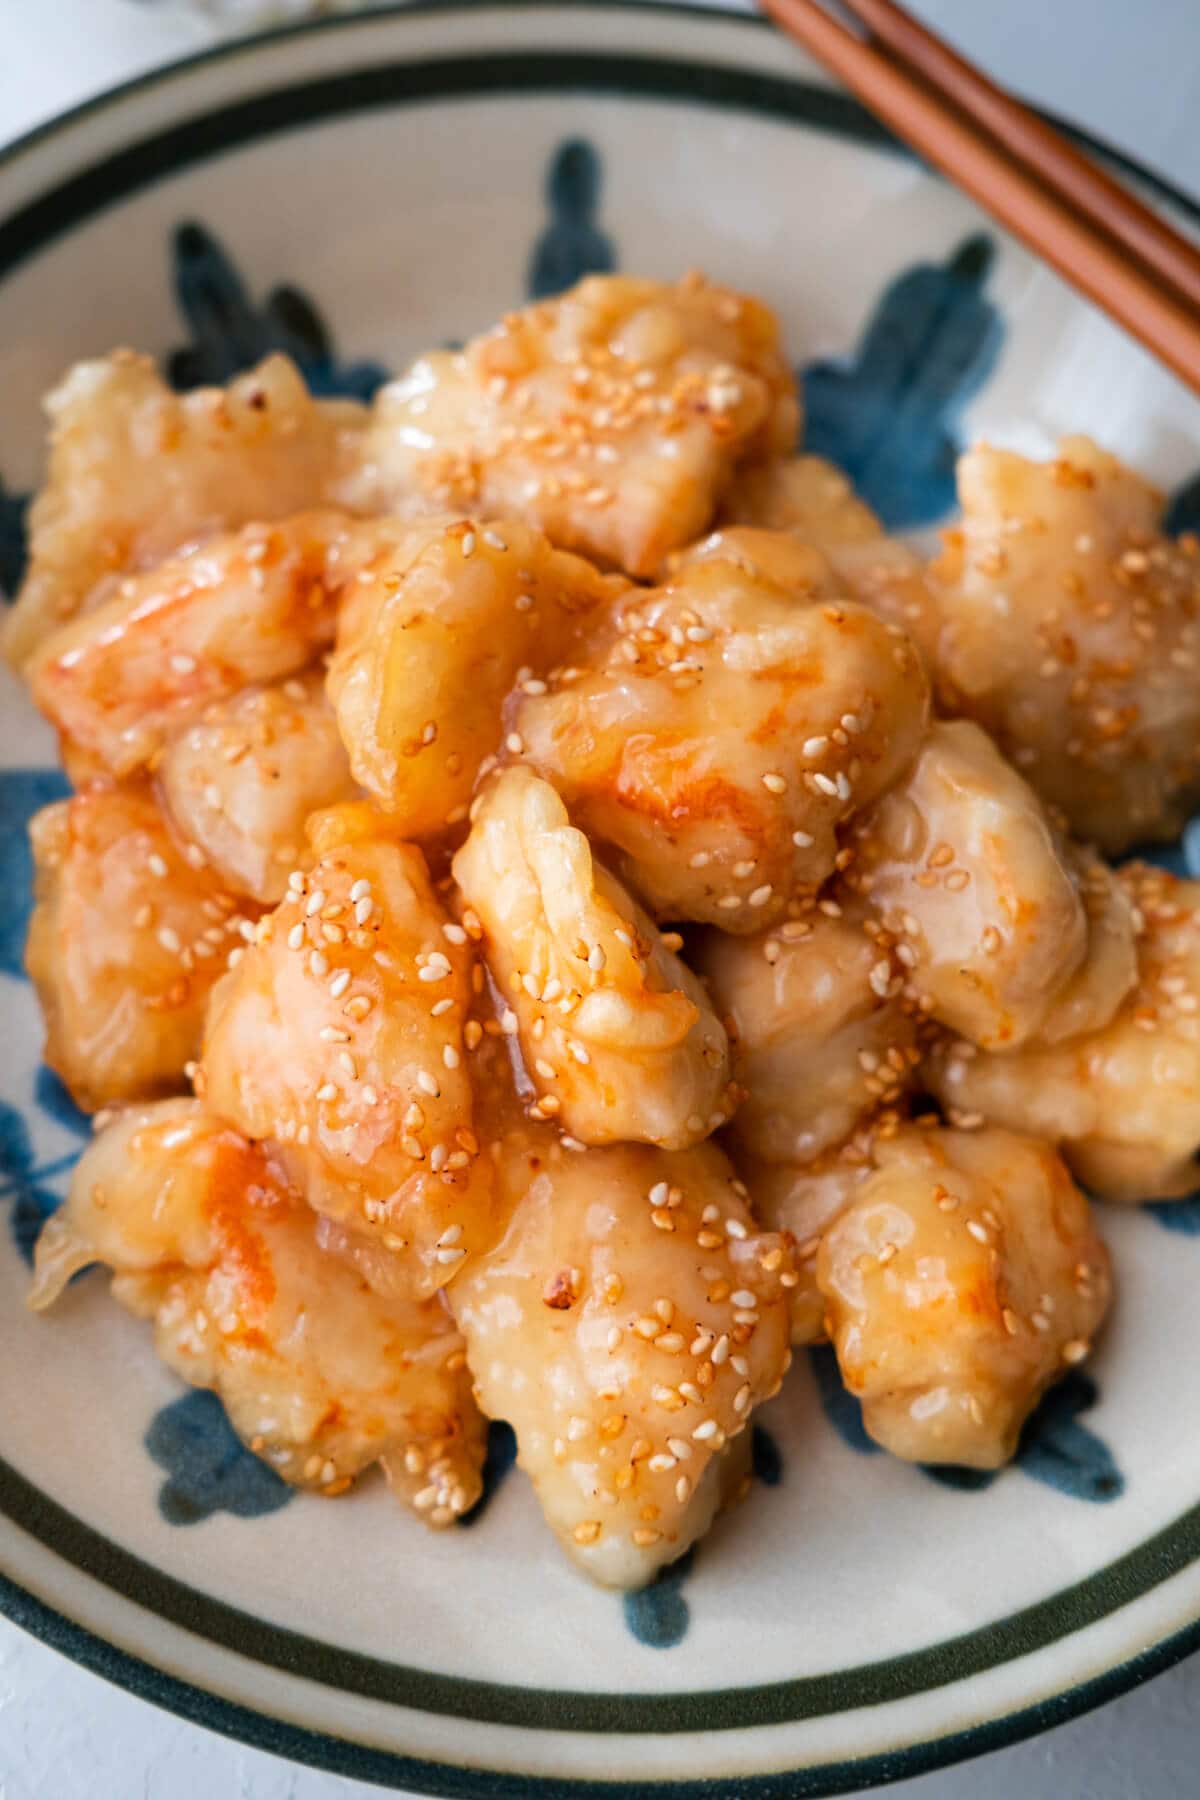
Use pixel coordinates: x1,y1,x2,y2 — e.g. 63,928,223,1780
760,0,1200,396
841,0,1200,313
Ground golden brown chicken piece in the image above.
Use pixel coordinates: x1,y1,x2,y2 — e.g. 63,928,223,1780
930,436,1200,851
452,1123,794,1587
30,1101,485,1523
512,546,929,930
327,516,627,834
926,862,1200,1202
698,906,921,1166
453,768,734,1148
739,1135,885,1345
4,352,365,667
720,456,940,657
850,720,1137,1050
156,669,359,903
27,510,352,778
816,1123,1112,1467
202,807,495,1298
352,273,799,578
25,785,252,1112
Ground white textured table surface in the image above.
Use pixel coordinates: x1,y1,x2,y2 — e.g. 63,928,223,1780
3,3,1200,1795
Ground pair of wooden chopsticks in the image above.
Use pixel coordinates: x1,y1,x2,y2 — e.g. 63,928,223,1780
761,0,1200,395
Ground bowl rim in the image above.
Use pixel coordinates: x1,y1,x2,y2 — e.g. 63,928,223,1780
2,4,1198,1795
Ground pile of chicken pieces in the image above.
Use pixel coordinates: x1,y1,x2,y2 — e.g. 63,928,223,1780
9,273,1200,1590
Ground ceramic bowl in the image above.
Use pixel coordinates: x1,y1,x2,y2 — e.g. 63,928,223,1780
3,5,1200,1794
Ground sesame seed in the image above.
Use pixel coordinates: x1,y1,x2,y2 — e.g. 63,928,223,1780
792,830,814,848
692,1419,719,1441
1062,1338,1089,1364
309,950,329,977
729,1290,756,1308
436,1246,466,1265
329,970,351,999
762,772,787,795
349,879,371,902
319,1025,350,1042
505,732,525,755
461,530,476,558
147,852,169,878
316,1082,338,1102
417,1071,440,1097
748,884,773,908
169,653,197,675
305,889,327,917
157,926,182,954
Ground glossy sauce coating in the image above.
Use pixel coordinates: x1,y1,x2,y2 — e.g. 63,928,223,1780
513,548,929,930
927,864,1200,1201
817,1124,1111,1466
26,785,253,1111
31,1101,485,1523
5,352,365,667
931,436,1200,851
453,768,734,1148
327,515,627,835
202,812,495,1296
352,273,799,578
452,1124,793,1587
